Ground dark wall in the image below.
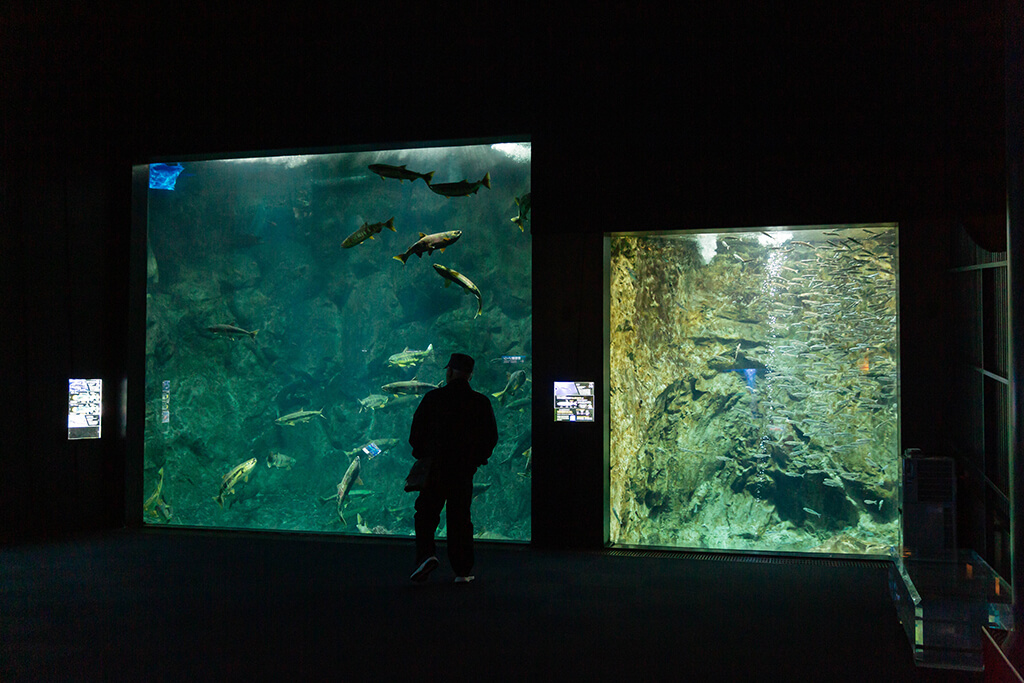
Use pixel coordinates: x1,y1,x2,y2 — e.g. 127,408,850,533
0,5,1006,545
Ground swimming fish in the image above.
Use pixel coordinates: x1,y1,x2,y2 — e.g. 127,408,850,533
155,498,173,521
213,458,257,508
511,192,531,231
493,369,528,404
393,230,462,264
381,380,438,395
267,452,296,470
432,264,482,318
146,235,159,283
503,395,532,411
341,217,396,248
336,456,362,524
274,408,325,425
388,343,434,368
367,163,434,185
357,394,389,412
144,466,167,519
428,172,491,197
208,324,259,340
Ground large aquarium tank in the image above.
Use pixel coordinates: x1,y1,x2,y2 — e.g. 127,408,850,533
608,225,899,555
137,139,532,541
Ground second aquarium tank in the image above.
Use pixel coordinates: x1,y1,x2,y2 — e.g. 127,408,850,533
608,225,899,555
138,139,532,541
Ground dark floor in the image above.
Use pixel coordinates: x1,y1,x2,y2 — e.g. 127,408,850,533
0,529,982,682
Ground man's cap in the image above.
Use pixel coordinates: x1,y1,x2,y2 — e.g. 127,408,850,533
445,353,475,373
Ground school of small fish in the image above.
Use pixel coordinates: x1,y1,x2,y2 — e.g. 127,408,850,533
610,225,900,550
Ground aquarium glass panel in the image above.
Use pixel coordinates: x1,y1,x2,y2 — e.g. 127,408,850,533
140,140,532,540
608,225,899,555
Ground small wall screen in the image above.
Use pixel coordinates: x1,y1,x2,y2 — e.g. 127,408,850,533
554,381,594,422
68,379,102,439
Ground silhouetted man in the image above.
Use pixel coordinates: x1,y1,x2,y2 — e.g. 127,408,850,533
408,353,498,583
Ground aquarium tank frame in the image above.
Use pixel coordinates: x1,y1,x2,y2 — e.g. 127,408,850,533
604,223,902,560
127,136,533,542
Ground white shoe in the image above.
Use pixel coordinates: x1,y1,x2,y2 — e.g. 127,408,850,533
454,575,475,583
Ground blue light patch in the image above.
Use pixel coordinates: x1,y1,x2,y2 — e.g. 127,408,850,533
149,163,184,190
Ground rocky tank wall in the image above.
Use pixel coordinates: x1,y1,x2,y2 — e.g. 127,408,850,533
608,226,899,554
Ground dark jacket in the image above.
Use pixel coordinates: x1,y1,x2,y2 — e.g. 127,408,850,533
409,378,498,475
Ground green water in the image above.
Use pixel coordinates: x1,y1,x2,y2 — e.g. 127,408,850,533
609,226,899,555
142,142,532,541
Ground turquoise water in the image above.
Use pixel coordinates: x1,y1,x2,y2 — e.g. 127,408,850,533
142,142,532,541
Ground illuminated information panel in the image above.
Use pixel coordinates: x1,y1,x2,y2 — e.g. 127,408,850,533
68,378,102,439
554,381,594,422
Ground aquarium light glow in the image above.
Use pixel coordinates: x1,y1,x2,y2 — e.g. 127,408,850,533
757,230,793,246
148,163,184,190
220,155,309,168
490,143,531,162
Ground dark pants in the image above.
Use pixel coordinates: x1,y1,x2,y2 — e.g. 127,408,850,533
414,468,475,576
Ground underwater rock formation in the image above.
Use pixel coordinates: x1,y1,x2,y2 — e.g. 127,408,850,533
609,227,899,554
